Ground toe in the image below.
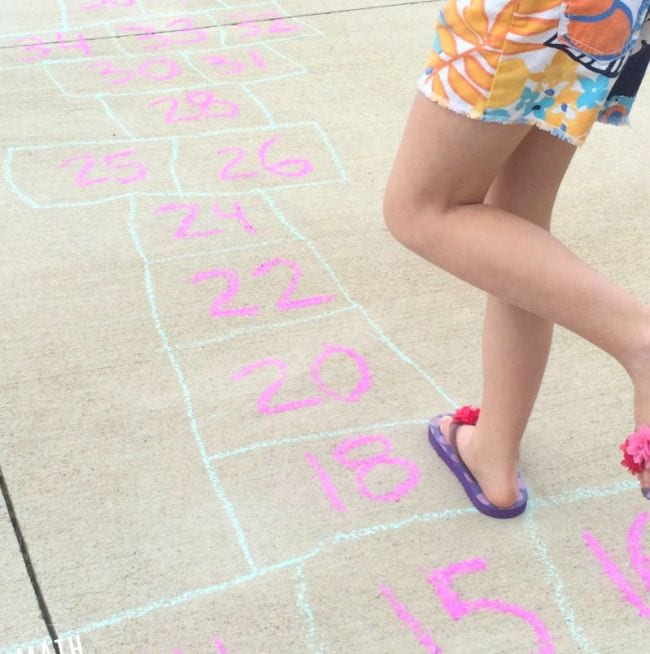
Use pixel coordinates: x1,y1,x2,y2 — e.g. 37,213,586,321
439,416,453,440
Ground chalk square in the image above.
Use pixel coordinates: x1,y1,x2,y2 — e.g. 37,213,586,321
104,83,272,139
174,123,345,195
186,43,305,85
110,12,223,55
148,239,352,348
532,495,650,652
45,52,208,97
133,192,293,261
211,422,482,568
214,2,320,47
303,516,580,653
176,311,441,453
8,138,178,207
0,25,117,71
1,357,252,632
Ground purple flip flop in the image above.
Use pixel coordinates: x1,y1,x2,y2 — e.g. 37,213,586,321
428,408,528,519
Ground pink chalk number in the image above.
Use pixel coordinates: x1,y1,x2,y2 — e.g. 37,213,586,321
117,18,209,50
202,49,267,75
306,433,420,512
428,559,554,653
217,135,313,181
380,560,553,652
304,452,346,512
253,258,335,311
149,90,239,124
58,149,147,187
380,585,442,653
90,58,180,85
228,12,301,39
583,510,650,618
192,267,259,317
333,434,419,501
14,32,90,63
231,345,371,415
191,258,335,317
155,201,255,238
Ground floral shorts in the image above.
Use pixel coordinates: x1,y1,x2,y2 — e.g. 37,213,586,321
417,0,650,146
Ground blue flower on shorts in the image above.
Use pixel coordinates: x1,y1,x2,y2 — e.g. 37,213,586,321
516,87,554,119
483,108,511,122
577,75,610,109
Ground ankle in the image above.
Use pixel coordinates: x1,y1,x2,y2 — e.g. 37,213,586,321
468,428,520,471
621,317,650,385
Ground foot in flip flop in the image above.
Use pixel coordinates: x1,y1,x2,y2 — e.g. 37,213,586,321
439,415,521,508
429,406,527,519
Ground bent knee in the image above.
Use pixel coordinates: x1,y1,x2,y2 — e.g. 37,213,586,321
383,183,448,251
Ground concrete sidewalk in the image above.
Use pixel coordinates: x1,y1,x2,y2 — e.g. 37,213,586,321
1,1,649,652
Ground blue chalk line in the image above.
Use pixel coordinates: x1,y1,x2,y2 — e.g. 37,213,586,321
523,493,595,653
210,419,431,460
176,304,358,351
127,195,255,572
293,564,325,654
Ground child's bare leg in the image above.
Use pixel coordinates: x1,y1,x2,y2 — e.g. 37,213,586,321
384,94,650,500
440,128,574,506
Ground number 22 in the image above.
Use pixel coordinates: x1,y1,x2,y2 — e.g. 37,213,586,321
191,258,335,317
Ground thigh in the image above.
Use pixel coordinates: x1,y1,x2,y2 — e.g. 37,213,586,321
484,125,578,230
385,91,533,213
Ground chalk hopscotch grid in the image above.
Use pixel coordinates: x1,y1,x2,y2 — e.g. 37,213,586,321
3,7,592,654
1,7,608,649
123,79,598,654
0,2,634,653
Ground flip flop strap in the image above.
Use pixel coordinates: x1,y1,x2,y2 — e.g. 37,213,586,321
447,419,469,468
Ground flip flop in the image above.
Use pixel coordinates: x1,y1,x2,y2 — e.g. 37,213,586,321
428,405,528,519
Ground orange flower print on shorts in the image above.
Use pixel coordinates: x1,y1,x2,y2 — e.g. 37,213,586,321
418,0,650,146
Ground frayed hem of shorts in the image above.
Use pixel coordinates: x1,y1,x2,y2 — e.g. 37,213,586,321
416,84,585,147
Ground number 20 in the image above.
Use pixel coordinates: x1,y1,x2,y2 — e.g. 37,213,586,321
231,345,371,415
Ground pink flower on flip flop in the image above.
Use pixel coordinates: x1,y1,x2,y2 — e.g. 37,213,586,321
620,425,650,475
453,405,480,425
